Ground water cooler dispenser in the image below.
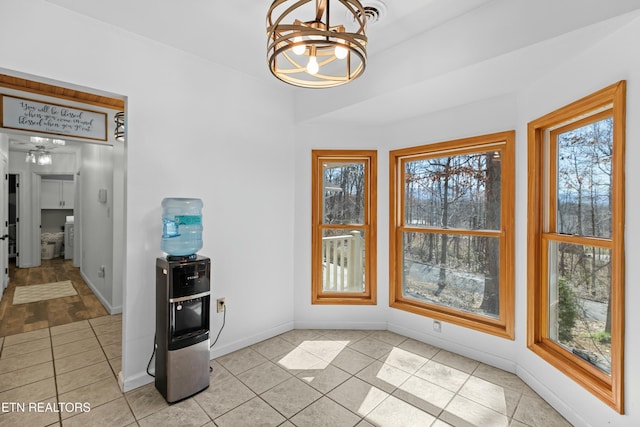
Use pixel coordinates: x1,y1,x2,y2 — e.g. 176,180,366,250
155,255,211,402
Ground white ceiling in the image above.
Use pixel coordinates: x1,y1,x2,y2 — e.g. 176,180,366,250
42,0,640,126
43,0,493,72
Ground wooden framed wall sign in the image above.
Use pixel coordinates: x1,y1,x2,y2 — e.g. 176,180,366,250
1,95,107,141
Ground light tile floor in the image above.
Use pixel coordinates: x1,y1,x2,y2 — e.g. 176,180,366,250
0,320,573,426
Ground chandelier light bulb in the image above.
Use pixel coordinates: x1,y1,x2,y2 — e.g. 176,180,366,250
335,43,348,59
292,37,305,55
307,56,319,75
37,153,52,166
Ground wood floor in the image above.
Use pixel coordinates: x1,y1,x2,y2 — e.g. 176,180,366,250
0,258,108,337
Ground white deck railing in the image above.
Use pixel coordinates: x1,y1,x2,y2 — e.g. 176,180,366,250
322,231,364,292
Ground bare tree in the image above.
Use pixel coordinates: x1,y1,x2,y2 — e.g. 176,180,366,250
480,152,500,314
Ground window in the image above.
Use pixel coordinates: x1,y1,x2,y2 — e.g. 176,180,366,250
312,150,377,304
527,81,625,412
389,132,515,338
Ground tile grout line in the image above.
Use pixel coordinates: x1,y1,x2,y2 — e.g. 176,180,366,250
265,332,371,424
55,318,126,424
86,318,132,420
349,335,444,424
256,332,500,426
215,355,345,426
212,340,302,424
288,333,422,424
47,326,63,426
215,332,400,425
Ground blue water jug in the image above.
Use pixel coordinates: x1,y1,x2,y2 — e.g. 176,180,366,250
161,198,203,256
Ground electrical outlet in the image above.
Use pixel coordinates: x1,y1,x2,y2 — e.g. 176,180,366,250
433,320,442,333
216,298,225,313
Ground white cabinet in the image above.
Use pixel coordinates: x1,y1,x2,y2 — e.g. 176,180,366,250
41,179,75,209
62,181,75,208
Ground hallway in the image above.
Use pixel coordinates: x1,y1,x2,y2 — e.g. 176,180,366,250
0,259,108,336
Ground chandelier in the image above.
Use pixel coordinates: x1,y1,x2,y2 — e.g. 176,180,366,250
114,111,125,141
267,0,368,88
25,145,53,165
25,137,65,165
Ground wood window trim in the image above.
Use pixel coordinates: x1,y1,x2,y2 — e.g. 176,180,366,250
527,81,625,413
311,150,377,305
389,131,515,339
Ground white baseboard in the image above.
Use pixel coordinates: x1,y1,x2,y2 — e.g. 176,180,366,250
121,321,295,393
80,270,120,314
208,321,295,359
293,320,388,330
120,369,154,393
517,364,588,427
387,322,517,373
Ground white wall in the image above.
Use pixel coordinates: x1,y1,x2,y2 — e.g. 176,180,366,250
112,135,125,319
0,0,296,392
79,143,118,312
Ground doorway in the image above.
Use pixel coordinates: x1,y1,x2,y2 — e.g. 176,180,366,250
0,72,126,336
1,154,7,300
8,174,18,267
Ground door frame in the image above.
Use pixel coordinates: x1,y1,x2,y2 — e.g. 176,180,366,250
8,173,20,269
1,153,7,295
